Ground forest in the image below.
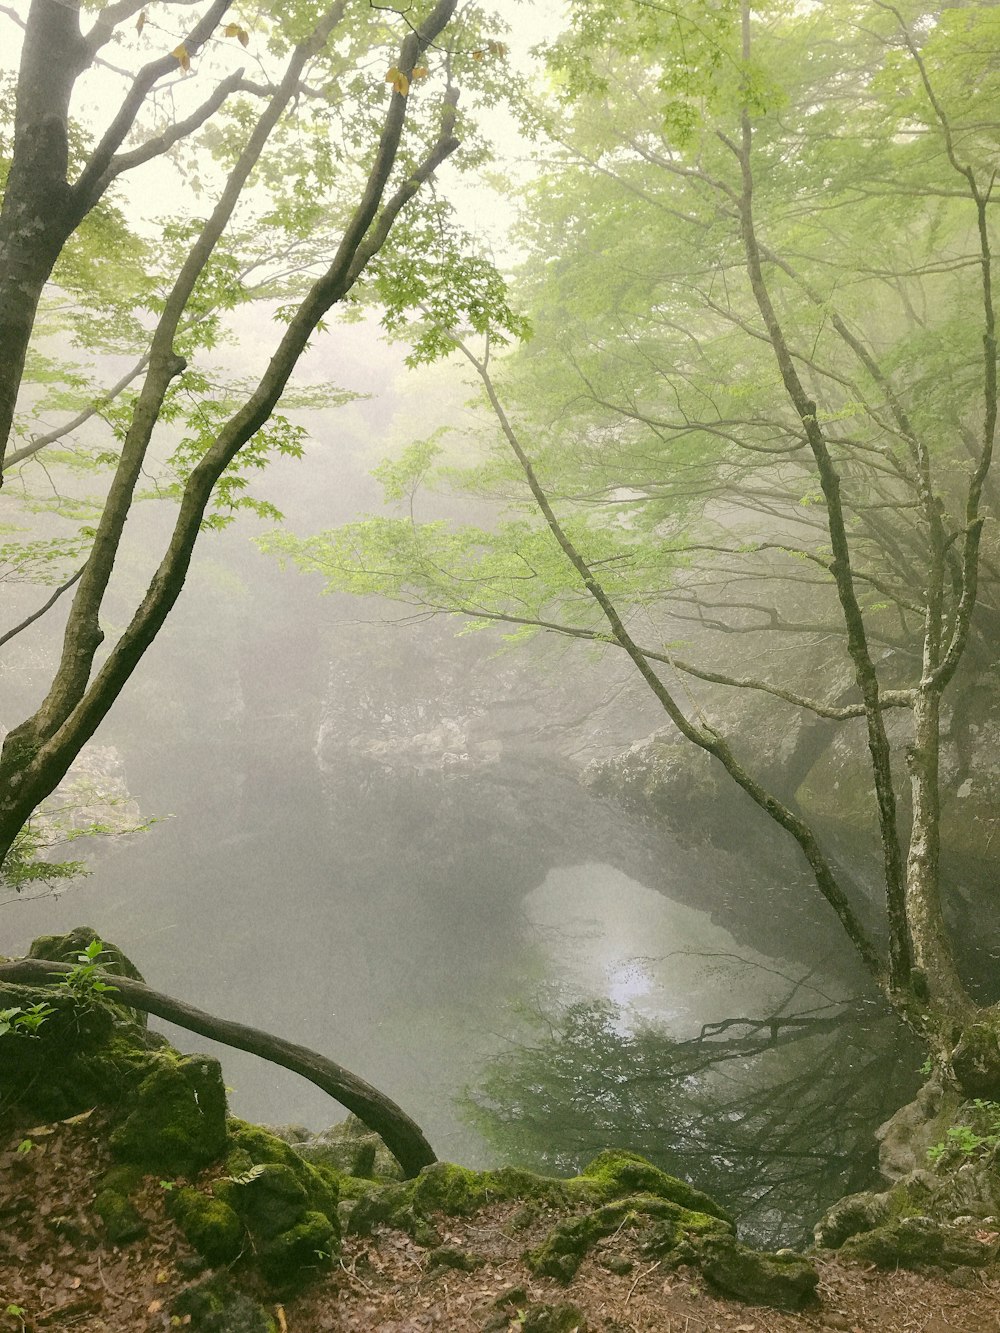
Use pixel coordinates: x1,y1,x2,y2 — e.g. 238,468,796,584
2,1,1000,1329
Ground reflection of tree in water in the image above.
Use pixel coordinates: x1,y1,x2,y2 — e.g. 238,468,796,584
464,987,923,1248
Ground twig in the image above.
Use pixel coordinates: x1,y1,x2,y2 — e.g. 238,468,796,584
0,566,85,649
624,1259,661,1306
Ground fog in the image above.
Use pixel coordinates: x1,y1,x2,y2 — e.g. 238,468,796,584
0,318,924,1244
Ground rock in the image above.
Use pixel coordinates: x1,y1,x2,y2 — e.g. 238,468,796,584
172,1274,276,1332
110,1051,228,1176
520,1302,588,1333
427,1245,486,1271
839,1215,995,1270
92,1187,147,1244
696,1234,819,1310
527,1194,728,1284
168,1187,245,1264
289,1116,402,1179
877,1077,958,1180
411,1161,491,1215
814,1189,894,1248
575,1150,734,1227
256,1209,336,1287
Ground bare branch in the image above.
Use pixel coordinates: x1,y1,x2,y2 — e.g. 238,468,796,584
0,567,85,650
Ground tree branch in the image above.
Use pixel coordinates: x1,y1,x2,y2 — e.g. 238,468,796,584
0,958,436,1177
0,567,85,650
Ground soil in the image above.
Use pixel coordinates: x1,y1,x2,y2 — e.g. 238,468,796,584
2,1113,999,1333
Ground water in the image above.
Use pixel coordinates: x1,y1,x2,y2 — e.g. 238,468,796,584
0,335,923,1246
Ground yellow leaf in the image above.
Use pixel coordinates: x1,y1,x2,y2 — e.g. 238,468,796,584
384,66,409,96
224,22,250,46
136,10,146,35
155,1269,170,1284
275,1305,288,1333
471,49,485,61
411,66,429,82
487,41,508,56
172,43,190,72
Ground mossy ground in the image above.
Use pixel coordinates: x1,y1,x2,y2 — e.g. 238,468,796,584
4,1110,1000,1333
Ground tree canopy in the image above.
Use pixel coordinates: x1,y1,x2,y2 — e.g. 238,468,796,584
264,0,1000,1081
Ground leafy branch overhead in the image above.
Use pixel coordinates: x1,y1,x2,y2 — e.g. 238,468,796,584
0,0,519,879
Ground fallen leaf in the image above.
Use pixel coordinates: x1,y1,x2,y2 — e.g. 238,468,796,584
276,1305,288,1333
155,1269,170,1284
148,1299,163,1315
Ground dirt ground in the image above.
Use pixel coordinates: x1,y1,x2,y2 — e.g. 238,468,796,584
2,1112,999,1333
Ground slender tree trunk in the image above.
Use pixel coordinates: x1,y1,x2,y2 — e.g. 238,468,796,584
906,689,974,1020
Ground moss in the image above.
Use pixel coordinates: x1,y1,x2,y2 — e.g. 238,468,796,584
839,1216,994,1270
410,1162,490,1215
696,1235,818,1310
110,1051,228,1176
98,1164,145,1196
572,1151,733,1227
221,1163,308,1238
520,1302,589,1333
169,1187,245,1265
92,1188,147,1244
527,1197,651,1282
172,1274,277,1331
257,1209,337,1289
224,1120,339,1221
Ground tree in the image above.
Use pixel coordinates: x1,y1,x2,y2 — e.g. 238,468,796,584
264,0,1000,1091
0,0,515,874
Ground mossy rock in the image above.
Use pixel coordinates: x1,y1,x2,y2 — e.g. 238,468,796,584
168,1187,245,1264
572,1150,733,1226
218,1163,309,1239
256,1209,336,1288
951,1025,1000,1101
696,1235,818,1310
111,1051,228,1176
217,1126,342,1289
526,1195,704,1283
93,1187,147,1245
172,1273,276,1332
520,1302,588,1333
224,1120,339,1221
27,926,149,1028
287,1115,404,1181
411,1162,490,1215
839,1215,996,1270
814,1189,895,1249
